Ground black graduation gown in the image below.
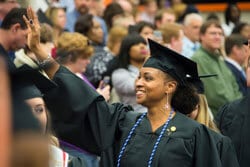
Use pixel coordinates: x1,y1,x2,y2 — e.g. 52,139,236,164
45,66,239,167
216,88,250,167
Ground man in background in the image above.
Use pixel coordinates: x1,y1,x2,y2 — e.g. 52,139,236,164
0,0,20,25
216,40,250,167
224,34,248,95
182,13,203,58
191,20,242,115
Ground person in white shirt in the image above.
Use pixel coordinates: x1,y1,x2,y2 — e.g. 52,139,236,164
182,13,203,58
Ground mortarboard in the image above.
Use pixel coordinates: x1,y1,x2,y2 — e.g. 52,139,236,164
10,65,57,100
12,98,42,133
144,39,199,85
187,74,217,94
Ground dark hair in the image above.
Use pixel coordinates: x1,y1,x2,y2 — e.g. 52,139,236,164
1,8,28,29
200,20,222,35
155,8,175,22
74,14,93,36
171,84,199,115
225,34,247,55
136,21,155,34
225,3,240,25
232,22,249,34
103,2,124,30
206,13,220,22
117,33,146,69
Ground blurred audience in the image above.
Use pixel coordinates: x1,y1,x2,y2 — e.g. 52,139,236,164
224,34,248,95
0,0,20,25
222,3,241,36
111,34,149,113
159,22,183,53
169,0,199,23
135,21,155,42
154,8,176,29
106,25,128,56
232,22,250,39
75,14,114,88
137,0,158,24
191,20,242,115
182,13,203,58
56,32,110,102
45,5,67,44
65,0,107,45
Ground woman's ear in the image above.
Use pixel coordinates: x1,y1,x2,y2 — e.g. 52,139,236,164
165,80,177,94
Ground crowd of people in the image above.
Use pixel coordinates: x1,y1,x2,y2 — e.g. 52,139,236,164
0,0,250,167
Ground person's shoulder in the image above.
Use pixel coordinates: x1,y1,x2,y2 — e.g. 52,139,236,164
113,68,129,75
110,103,135,119
171,112,204,137
216,96,247,131
190,48,204,60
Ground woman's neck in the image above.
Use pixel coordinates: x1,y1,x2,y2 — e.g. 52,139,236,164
64,64,77,74
147,106,173,132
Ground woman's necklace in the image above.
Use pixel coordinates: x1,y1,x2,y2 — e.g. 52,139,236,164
117,109,174,167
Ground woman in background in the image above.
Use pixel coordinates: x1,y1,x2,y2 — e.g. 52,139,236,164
45,6,67,44
187,78,219,132
111,33,149,112
56,32,110,102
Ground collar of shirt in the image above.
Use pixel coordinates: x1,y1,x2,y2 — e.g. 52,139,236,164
225,57,245,72
183,36,200,50
128,65,139,75
200,47,220,60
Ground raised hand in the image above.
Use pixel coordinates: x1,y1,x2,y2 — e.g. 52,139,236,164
22,7,59,78
23,6,41,51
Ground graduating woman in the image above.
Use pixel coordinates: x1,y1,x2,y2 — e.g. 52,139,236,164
24,7,239,167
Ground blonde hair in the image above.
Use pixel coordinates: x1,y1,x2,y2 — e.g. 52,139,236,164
45,7,65,27
56,32,93,63
40,23,54,43
159,22,182,43
196,94,219,132
107,26,128,52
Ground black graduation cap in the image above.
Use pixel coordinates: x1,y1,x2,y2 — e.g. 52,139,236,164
144,39,199,85
12,98,42,133
10,65,57,100
187,74,218,94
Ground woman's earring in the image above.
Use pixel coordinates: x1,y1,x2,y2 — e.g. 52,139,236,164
165,93,169,110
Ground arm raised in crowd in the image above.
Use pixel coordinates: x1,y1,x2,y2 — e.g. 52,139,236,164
23,7,59,79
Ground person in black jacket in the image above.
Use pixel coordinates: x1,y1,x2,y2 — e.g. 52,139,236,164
216,40,250,167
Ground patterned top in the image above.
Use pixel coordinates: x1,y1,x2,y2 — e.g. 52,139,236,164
85,45,114,88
